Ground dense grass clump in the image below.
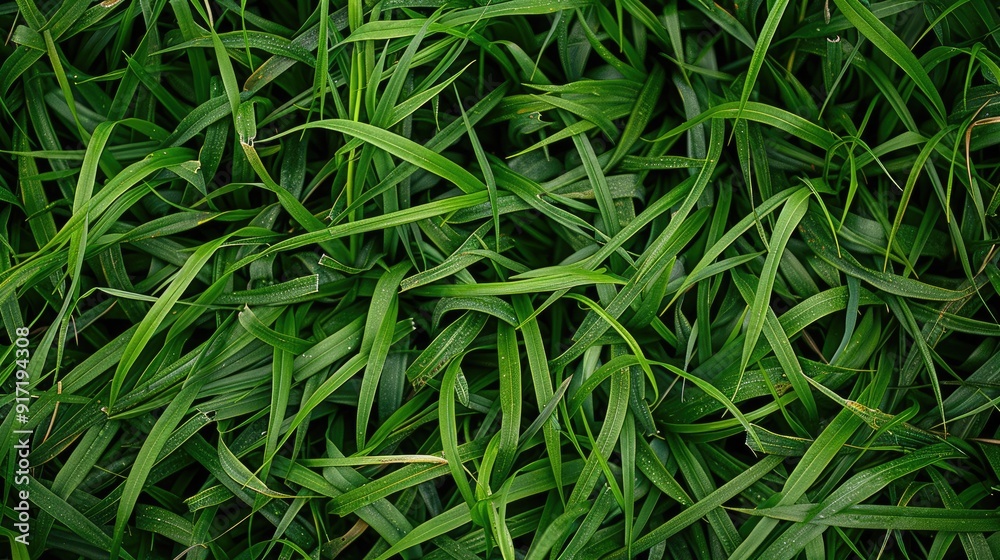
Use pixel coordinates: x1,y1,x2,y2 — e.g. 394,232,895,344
1,0,1000,558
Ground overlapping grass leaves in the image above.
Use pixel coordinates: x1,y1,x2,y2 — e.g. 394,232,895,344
1,0,999,559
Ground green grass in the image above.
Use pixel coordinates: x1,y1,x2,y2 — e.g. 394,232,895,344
1,0,1000,558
